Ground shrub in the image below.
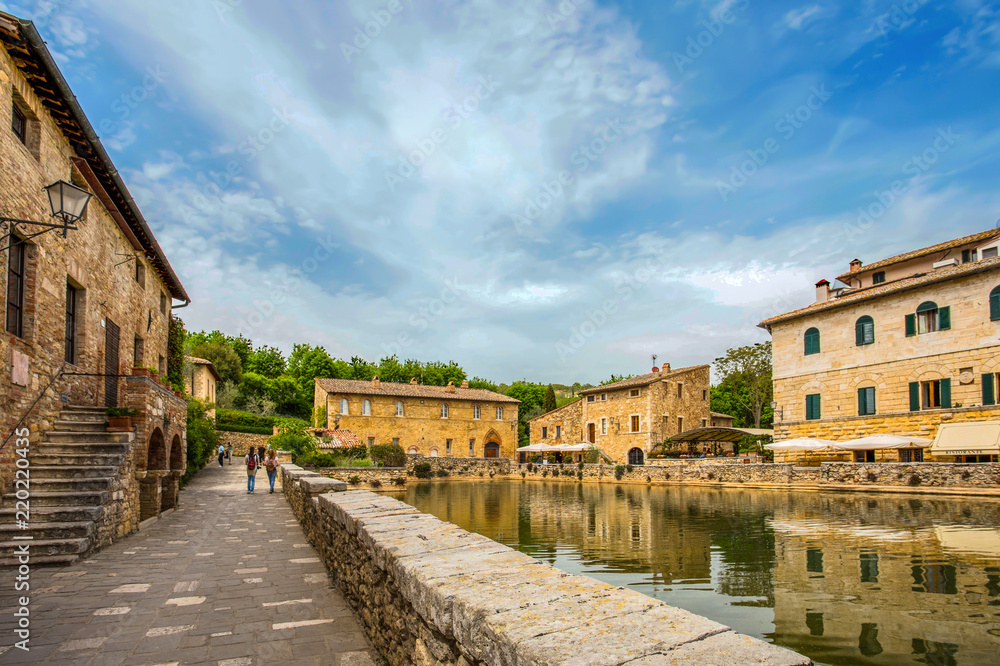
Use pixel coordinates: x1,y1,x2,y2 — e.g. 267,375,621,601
215,423,272,435
298,452,338,468
369,479,382,489
182,398,219,485
614,465,624,480
625,464,633,473
436,469,450,478
529,454,541,463
908,474,922,486
526,463,534,472
413,462,432,479
268,432,315,462
583,447,601,464
578,461,585,471
645,475,651,483
546,454,557,464
542,470,548,477
866,472,878,483
960,470,971,480
706,472,714,480
348,475,361,485
577,471,583,480
392,477,406,486
370,443,406,468
521,471,526,479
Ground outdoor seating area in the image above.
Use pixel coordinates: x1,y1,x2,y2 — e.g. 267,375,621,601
518,442,594,463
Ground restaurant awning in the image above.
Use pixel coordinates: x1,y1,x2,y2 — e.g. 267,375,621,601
929,421,1000,456
668,426,773,443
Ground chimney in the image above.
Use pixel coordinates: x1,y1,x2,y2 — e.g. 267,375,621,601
446,381,456,394
410,377,418,385
661,362,670,373
372,375,380,390
461,380,469,389
815,279,831,303
849,258,863,272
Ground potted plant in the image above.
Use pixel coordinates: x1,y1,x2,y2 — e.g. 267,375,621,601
131,366,150,377
107,407,141,431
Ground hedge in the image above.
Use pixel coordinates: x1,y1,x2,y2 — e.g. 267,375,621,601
215,423,273,435
215,408,309,433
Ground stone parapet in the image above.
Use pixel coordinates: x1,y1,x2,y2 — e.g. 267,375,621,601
405,454,510,476
279,464,809,666
821,462,1000,487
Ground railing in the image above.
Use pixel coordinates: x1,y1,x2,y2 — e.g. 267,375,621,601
0,363,65,455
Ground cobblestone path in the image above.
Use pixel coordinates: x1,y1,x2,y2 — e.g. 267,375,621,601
0,461,377,665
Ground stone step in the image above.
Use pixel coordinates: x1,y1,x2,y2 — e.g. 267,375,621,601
52,419,106,432
0,521,93,539
0,505,102,522
27,465,119,480
0,553,78,567
36,442,129,455
2,491,107,507
44,431,130,444
29,453,123,467
28,478,114,493
0,537,89,557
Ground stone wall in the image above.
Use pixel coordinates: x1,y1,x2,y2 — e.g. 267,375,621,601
279,463,809,666
217,429,272,455
821,462,1000,487
318,467,407,488
405,454,510,477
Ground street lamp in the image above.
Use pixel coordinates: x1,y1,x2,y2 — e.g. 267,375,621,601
770,400,783,421
1,179,93,251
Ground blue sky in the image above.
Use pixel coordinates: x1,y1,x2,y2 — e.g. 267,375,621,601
5,0,999,383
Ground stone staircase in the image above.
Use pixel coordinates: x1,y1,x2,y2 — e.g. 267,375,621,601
0,405,129,566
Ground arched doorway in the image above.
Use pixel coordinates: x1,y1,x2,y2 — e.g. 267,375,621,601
169,434,184,471
147,428,166,471
429,448,438,457
627,448,644,465
407,447,418,454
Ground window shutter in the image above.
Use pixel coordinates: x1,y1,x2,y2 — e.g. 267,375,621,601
941,378,952,409
856,322,864,346
858,388,866,416
991,290,1000,321
983,373,996,406
905,314,916,337
909,382,920,411
938,306,951,331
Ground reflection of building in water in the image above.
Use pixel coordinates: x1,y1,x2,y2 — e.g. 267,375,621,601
769,500,1000,666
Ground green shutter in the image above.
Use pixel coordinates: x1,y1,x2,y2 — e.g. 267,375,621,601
991,290,1000,321
941,378,952,409
983,373,995,406
856,321,864,347
858,388,866,416
905,314,916,337
806,394,821,420
909,382,920,411
938,306,951,331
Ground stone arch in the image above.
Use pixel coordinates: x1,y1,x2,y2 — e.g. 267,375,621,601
484,428,501,458
848,373,886,391
627,448,644,465
981,357,1000,374
147,427,166,471
908,364,951,383
169,434,184,471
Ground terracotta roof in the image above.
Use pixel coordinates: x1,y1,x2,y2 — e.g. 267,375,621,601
579,365,707,394
527,398,581,423
316,430,362,450
185,356,221,381
836,228,1000,282
314,378,520,403
760,255,1000,328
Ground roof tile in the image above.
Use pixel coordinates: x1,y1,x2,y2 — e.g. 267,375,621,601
315,378,520,403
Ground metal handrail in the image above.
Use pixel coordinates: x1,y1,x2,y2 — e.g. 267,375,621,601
0,363,66,454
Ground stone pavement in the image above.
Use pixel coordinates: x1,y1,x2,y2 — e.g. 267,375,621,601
0,460,378,665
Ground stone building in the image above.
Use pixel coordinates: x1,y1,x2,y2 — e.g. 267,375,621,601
313,377,520,459
0,13,189,562
760,228,1000,462
529,364,715,464
184,355,219,416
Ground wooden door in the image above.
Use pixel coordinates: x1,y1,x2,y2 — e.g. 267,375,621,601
588,423,596,443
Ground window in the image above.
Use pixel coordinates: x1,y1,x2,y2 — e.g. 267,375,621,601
160,291,167,314
677,416,683,432
854,450,875,463
858,387,876,416
440,403,449,418
367,437,375,447
702,389,707,401
587,395,595,402
923,380,941,409
362,399,371,416
855,316,875,346
907,301,950,336
430,448,438,457
601,418,607,435
963,249,978,263
541,426,548,439
984,373,998,406
630,389,639,397
339,398,349,415
133,334,144,367
496,406,503,420
805,394,821,420
446,439,452,456
555,425,561,438
911,379,951,410
991,286,1000,321
601,393,607,401
631,415,640,433
899,448,923,463
134,260,145,288
396,400,404,416
393,438,400,447
407,446,416,454
11,103,26,144
65,283,77,364
6,235,25,337
872,271,886,285
983,247,999,260
804,327,821,355
469,439,475,456
474,404,481,419
701,418,708,427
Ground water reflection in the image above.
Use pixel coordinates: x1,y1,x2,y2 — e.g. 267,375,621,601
395,481,1000,666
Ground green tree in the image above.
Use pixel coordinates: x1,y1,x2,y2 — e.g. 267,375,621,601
167,315,186,390
542,385,557,413
713,342,773,429
468,377,498,391
601,373,635,386
246,345,286,378
189,338,243,385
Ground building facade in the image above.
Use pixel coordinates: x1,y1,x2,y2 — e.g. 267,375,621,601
0,12,190,555
314,377,520,459
529,364,715,464
760,229,1000,462
185,356,219,416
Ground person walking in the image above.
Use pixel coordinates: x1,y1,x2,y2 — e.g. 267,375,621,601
246,447,259,494
226,443,233,464
264,449,279,493
218,443,225,467
257,445,266,468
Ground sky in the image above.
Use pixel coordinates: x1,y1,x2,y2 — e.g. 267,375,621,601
3,0,999,384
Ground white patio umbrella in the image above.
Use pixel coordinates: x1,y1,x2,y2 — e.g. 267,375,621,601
764,437,838,452
833,434,933,450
